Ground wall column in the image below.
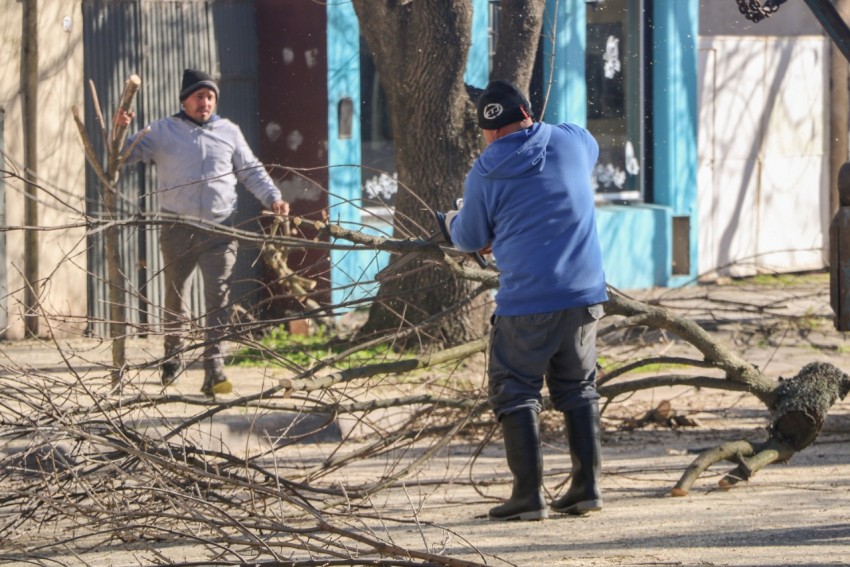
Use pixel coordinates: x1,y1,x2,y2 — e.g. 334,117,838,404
326,1,362,307
542,0,586,125
653,0,699,285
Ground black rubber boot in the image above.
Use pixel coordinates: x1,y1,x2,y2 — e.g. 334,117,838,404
488,409,548,521
550,402,603,515
160,358,184,387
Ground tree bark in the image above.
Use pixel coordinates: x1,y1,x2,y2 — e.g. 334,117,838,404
72,76,141,383
353,0,545,347
768,361,850,451
353,1,483,346
491,0,546,88
103,76,141,380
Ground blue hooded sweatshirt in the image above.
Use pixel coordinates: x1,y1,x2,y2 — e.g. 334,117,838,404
451,122,607,316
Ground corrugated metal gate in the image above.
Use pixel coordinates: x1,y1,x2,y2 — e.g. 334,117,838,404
82,0,261,338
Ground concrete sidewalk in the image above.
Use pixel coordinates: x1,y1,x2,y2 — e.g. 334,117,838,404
2,272,849,567
0,271,844,385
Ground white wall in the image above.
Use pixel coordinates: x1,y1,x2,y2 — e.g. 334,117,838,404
0,0,87,339
698,35,830,278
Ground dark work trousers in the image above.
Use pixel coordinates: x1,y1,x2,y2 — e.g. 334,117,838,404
159,221,238,375
488,303,604,420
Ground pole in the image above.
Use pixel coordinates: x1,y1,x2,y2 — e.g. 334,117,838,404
829,0,850,217
22,0,39,337
830,163,850,330
105,75,141,380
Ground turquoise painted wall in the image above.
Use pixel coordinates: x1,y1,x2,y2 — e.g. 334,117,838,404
543,0,586,126
326,2,366,308
597,204,672,290
653,0,699,287
330,1,700,298
465,0,490,88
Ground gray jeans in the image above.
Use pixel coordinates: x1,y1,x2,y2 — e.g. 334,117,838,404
488,304,604,419
159,221,238,373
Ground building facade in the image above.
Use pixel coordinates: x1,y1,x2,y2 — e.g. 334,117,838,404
0,0,835,339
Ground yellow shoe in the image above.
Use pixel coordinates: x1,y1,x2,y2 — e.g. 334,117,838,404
201,374,232,397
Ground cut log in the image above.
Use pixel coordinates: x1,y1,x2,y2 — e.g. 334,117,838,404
673,362,850,495
769,362,850,451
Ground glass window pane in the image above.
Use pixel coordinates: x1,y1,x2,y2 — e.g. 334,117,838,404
587,0,644,202
359,38,397,236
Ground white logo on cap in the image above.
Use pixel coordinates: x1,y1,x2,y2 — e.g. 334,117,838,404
482,103,504,120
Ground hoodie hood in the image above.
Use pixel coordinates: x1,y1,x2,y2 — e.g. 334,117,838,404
472,122,552,180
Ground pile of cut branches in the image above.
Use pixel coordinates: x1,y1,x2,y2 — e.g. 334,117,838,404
0,211,847,565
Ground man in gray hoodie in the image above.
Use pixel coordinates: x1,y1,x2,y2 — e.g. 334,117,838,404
116,69,288,396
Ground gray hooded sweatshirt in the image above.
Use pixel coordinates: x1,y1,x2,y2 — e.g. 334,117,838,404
124,112,281,222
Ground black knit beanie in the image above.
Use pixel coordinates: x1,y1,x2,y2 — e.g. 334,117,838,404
476,80,533,130
179,68,220,101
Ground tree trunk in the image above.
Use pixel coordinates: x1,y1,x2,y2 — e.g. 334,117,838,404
491,0,546,88
353,0,545,347
353,1,482,345
768,361,850,451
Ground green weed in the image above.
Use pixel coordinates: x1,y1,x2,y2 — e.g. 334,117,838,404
231,326,396,370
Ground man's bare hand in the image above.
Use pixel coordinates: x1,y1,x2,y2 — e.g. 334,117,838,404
271,200,290,216
114,108,135,128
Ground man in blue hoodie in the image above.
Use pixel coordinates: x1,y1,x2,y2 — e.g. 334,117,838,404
444,80,607,521
116,69,289,397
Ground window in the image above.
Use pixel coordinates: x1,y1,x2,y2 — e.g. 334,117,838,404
359,37,397,233
360,40,393,177
586,0,647,202
489,0,501,60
